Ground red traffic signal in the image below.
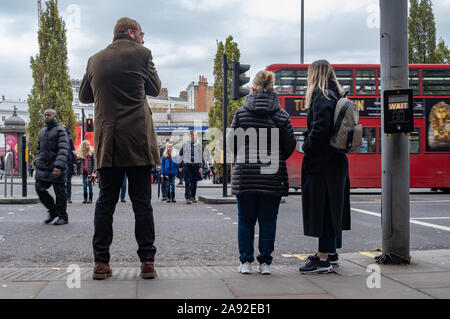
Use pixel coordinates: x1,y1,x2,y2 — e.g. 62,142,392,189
86,118,94,132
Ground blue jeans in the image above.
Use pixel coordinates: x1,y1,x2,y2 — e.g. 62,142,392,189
236,194,281,265
120,173,127,201
83,172,93,193
66,173,73,200
165,174,176,194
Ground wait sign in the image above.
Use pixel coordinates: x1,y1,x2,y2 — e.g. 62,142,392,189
383,89,414,134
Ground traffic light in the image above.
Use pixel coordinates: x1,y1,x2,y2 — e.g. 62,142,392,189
86,118,94,132
232,61,250,100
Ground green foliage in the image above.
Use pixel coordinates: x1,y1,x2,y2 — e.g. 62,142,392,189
408,0,448,64
27,0,76,157
208,36,246,178
434,38,450,64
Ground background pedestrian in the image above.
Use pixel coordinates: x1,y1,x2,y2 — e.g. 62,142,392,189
76,140,96,204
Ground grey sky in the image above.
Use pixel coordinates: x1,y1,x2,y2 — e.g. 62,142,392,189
1,0,449,100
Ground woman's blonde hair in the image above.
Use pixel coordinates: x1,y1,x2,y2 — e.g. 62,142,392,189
304,60,343,109
76,140,93,159
252,71,275,93
163,142,173,158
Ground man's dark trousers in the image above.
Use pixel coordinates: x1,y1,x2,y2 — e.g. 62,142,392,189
35,180,68,220
93,166,156,263
184,164,199,199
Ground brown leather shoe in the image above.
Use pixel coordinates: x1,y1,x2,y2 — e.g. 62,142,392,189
186,199,191,204
92,262,112,280
190,197,197,203
140,261,157,279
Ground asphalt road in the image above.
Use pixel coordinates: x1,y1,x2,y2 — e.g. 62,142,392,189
0,181,449,268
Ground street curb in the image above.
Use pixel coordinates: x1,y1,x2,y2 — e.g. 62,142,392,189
199,196,286,204
0,196,40,204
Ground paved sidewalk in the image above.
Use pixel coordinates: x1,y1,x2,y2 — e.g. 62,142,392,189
0,249,449,299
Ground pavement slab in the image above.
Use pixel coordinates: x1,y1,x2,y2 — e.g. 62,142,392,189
36,280,138,299
138,279,235,299
224,274,326,298
418,288,450,299
385,272,450,289
304,273,433,299
0,281,47,299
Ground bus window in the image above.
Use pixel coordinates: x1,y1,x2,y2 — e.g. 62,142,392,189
409,69,420,95
355,70,376,95
274,69,307,95
293,127,307,153
357,127,377,153
378,127,421,154
409,128,421,154
335,69,353,95
378,69,420,95
423,69,450,95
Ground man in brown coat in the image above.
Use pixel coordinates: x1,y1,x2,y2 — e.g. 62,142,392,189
79,17,161,280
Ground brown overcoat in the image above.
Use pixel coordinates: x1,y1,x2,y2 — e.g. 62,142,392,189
79,33,161,170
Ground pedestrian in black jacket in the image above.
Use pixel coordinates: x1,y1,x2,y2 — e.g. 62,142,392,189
64,126,77,203
299,60,351,274
35,109,70,225
228,71,296,275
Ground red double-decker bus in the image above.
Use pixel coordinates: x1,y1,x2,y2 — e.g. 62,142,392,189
266,64,450,192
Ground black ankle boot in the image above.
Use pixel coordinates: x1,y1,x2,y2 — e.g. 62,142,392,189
88,193,93,203
83,193,88,203
171,192,176,203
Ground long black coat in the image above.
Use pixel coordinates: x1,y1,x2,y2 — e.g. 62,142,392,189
34,120,70,183
228,92,296,197
301,82,351,238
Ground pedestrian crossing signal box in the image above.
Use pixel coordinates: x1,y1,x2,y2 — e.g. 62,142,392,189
383,89,414,134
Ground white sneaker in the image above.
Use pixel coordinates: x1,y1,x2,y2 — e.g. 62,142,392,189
259,263,271,275
238,262,252,274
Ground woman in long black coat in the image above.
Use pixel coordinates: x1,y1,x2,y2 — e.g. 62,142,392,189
300,60,351,274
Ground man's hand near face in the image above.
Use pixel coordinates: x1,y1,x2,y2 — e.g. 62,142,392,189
52,168,61,177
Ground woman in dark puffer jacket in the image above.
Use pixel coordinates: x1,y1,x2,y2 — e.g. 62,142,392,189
228,71,296,275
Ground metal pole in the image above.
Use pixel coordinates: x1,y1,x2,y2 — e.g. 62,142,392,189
222,54,228,198
22,136,27,197
300,0,304,64
379,0,410,264
81,108,85,141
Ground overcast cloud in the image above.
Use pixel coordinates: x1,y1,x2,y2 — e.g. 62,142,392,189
1,0,449,100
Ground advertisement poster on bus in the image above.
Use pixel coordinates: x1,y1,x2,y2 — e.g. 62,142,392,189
5,132,18,173
425,99,450,152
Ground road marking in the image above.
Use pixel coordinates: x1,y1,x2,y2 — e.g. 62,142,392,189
351,207,450,232
359,252,378,258
351,200,450,204
211,209,218,212
282,254,294,258
217,213,223,215
7,212,14,215
233,222,238,225
224,217,231,220
293,254,309,261
411,217,450,220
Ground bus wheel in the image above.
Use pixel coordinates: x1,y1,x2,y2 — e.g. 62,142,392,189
439,188,450,194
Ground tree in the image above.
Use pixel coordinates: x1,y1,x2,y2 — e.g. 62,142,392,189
207,36,246,179
408,0,438,63
27,0,76,157
434,38,450,64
